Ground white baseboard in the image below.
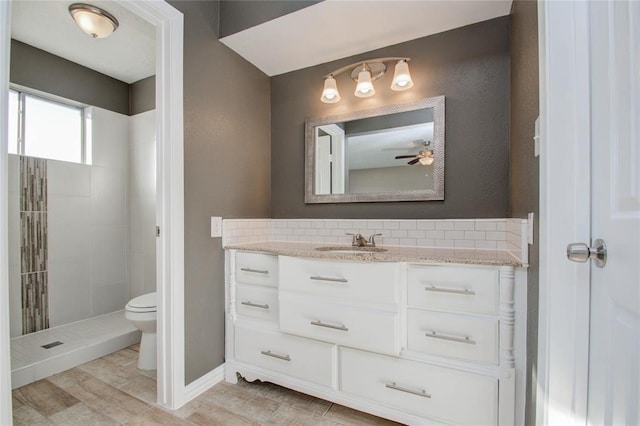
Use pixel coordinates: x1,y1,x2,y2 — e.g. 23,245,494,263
183,363,225,404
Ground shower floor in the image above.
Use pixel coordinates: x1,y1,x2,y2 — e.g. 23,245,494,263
10,310,141,389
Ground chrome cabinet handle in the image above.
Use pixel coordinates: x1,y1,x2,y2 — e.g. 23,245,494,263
385,382,431,399
240,301,269,309
310,275,348,283
424,285,476,295
240,267,269,275
260,350,291,361
425,330,476,345
310,320,349,332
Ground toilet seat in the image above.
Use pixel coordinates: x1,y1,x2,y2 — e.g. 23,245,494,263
126,292,157,313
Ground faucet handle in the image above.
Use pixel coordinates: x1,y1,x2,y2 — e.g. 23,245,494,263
345,233,357,245
368,233,383,247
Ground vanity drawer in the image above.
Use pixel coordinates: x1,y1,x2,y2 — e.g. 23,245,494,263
340,348,498,426
235,324,334,387
279,293,400,355
407,265,499,314
235,252,278,287
236,284,278,323
279,256,399,305
407,309,499,364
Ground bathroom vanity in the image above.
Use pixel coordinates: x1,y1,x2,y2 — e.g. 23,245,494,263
224,242,526,425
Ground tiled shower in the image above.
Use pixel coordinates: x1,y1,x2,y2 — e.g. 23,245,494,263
7,107,157,387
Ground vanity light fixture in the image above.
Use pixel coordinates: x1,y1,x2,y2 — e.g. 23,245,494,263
69,3,119,39
320,57,413,103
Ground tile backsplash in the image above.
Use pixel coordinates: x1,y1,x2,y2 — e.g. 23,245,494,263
223,218,529,265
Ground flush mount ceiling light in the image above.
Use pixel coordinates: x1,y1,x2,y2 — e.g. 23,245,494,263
69,3,119,39
321,57,414,104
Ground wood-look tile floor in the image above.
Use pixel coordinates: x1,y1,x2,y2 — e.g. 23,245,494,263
13,345,404,425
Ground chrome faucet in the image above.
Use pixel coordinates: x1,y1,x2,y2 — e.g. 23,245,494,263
346,233,383,247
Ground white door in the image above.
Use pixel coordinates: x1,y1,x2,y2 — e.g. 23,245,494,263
586,1,640,423
315,133,332,195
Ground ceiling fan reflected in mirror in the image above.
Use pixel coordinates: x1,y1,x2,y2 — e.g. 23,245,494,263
395,149,434,166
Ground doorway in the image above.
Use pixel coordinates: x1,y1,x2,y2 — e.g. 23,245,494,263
0,0,185,421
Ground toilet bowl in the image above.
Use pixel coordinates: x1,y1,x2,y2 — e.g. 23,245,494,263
125,292,157,370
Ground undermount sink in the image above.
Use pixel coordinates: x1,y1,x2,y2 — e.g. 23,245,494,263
315,246,388,254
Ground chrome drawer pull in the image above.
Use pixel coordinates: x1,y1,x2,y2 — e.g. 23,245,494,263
425,331,476,345
240,267,269,275
424,285,476,295
260,350,291,361
310,275,348,283
310,320,349,332
385,382,431,399
240,301,269,309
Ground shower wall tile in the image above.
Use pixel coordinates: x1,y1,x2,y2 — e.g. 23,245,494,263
93,282,127,316
47,195,91,262
91,166,126,226
20,212,47,273
20,157,47,212
91,107,128,169
48,260,91,328
9,264,22,338
8,187,20,268
47,160,91,196
21,272,49,333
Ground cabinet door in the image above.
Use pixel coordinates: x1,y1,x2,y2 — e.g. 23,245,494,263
235,324,334,387
279,293,400,355
235,252,278,287
279,256,399,306
408,265,499,314
407,309,499,364
341,348,498,426
236,284,279,323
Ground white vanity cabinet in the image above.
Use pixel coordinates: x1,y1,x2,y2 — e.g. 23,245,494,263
225,249,522,426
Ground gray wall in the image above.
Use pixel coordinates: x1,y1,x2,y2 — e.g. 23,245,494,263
11,39,155,116
130,76,155,115
509,1,539,425
271,17,510,219
10,39,129,115
166,0,271,385
219,0,322,38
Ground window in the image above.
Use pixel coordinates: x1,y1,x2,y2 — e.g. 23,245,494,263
8,89,89,164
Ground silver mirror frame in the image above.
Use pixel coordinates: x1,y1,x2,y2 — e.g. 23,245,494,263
305,95,445,203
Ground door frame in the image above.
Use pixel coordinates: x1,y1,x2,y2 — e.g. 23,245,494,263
536,0,591,424
0,0,187,419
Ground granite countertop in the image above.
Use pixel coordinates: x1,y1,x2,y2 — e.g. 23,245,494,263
224,241,525,267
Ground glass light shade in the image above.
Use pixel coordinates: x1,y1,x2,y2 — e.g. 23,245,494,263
320,76,341,103
391,60,414,91
69,4,119,39
354,70,375,97
419,156,434,166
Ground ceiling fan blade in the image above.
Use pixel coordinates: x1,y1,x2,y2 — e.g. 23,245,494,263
408,158,420,165
395,154,418,159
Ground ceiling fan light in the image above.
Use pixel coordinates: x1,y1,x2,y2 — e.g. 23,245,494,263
419,156,434,166
391,59,414,91
69,3,119,39
355,70,375,97
320,76,341,103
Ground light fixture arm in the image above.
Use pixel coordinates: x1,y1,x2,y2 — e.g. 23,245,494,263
322,57,411,79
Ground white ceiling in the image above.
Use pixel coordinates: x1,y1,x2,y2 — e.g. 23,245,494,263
11,0,155,84
220,0,513,77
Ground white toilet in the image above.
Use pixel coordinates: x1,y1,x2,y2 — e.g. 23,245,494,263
125,292,157,370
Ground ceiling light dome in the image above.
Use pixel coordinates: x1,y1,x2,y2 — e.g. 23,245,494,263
69,3,119,39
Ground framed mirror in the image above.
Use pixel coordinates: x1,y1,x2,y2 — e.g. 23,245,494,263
305,95,445,203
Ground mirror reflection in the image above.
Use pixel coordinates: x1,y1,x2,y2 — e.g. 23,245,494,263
305,96,445,203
